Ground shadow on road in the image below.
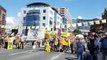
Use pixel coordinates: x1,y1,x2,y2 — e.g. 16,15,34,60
65,57,77,60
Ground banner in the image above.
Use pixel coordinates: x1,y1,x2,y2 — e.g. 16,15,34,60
83,22,88,26
95,20,100,24
89,21,94,25
101,19,106,23
0,19,106,29
27,26,31,29
77,23,82,26
71,24,77,28
67,24,71,28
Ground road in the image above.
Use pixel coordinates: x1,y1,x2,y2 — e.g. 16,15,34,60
0,48,77,60
0,42,105,60
0,42,77,60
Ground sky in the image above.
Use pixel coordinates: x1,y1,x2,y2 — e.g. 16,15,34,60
0,0,107,25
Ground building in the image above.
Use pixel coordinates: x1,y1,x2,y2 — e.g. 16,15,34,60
102,8,107,32
20,2,63,36
73,18,99,33
102,8,107,19
0,5,6,35
56,8,72,32
56,8,72,21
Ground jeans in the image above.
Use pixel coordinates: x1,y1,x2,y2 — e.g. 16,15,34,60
77,53,83,60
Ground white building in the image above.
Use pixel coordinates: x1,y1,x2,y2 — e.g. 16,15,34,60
56,8,72,23
20,2,63,36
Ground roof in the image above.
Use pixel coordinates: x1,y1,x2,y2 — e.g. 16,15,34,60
27,2,50,7
0,5,6,12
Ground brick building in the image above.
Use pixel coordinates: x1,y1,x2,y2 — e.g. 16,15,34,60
0,5,6,34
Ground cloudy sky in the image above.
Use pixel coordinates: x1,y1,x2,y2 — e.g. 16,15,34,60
6,16,22,26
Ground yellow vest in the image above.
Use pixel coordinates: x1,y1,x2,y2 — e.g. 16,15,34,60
54,38,58,45
62,39,68,46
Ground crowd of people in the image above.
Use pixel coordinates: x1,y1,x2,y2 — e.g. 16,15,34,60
43,32,107,60
0,32,107,60
0,33,26,49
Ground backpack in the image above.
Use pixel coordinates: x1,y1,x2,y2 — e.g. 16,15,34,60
101,38,107,49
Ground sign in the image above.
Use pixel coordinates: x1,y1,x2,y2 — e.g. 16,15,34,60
8,42,13,49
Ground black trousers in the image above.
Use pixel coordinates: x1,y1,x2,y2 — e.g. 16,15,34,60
62,45,68,52
21,42,24,49
90,50,98,60
102,49,107,60
70,44,73,53
4,42,8,49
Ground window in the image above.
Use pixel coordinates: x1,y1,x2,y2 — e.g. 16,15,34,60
50,10,53,15
51,28,52,31
2,14,5,20
24,10,26,14
49,20,52,25
43,16,46,20
43,23,45,26
43,9,46,13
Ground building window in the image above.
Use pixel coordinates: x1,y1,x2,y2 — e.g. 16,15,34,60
43,16,46,20
2,14,5,20
49,20,52,25
24,10,26,14
43,9,46,13
51,28,52,31
43,23,45,27
50,10,53,15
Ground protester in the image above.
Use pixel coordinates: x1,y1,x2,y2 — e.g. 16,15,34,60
3,35,9,49
76,37,84,60
100,32,107,60
15,34,21,49
87,32,98,60
62,37,69,52
44,38,51,52
21,35,26,49
70,35,75,54
83,50,93,60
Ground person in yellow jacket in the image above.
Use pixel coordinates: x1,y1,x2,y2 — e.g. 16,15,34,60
44,39,51,52
8,35,15,49
62,37,69,52
3,35,9,49
54,37,59,51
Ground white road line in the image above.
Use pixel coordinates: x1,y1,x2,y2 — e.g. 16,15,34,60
9,50,34,56
51,52,64,60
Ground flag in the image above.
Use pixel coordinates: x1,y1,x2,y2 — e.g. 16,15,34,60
71,24,77,28
95,20,100,24
83,22,88,26
77,23,82,26
89,21,94,25
101,19,106,23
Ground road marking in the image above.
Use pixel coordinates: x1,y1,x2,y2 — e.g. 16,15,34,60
51,52,64,60
9,50,34,56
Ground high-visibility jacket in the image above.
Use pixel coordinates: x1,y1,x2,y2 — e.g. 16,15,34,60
62,39,68,46
54,38,58,45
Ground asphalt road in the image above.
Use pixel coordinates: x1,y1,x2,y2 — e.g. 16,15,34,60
0,48,77,60
0,42,77,60
0,42,105,60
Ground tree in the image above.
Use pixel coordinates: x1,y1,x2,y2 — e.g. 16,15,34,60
73,29,82,35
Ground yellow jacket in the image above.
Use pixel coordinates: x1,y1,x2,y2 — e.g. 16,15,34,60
62,39,68,46
54,38,58,45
